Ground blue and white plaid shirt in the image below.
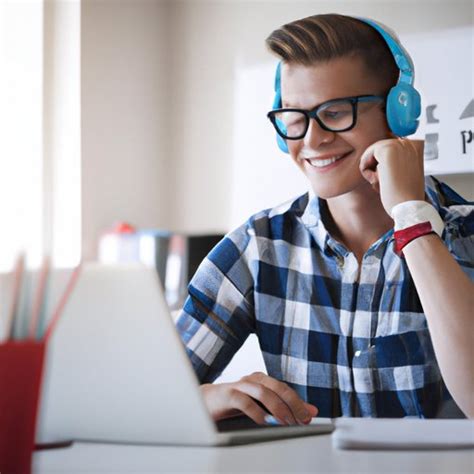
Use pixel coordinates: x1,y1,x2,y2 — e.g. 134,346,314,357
176,176,473,418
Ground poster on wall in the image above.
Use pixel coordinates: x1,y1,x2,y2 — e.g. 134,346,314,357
404,26,473,175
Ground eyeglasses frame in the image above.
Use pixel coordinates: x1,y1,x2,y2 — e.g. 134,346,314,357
267,94,386,140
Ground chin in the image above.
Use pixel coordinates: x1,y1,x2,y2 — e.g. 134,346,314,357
309,179,360,200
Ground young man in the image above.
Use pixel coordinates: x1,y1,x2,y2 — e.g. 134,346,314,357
175,14,474,423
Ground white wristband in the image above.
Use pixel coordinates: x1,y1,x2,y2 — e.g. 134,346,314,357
390,200,444,237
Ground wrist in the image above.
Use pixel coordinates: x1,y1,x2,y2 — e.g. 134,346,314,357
390,200,444,235
390,201,444,256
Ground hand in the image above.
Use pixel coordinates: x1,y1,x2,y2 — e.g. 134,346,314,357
200,372,318,425
359,138,426,215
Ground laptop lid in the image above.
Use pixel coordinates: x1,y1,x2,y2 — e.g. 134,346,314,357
36,263,219,445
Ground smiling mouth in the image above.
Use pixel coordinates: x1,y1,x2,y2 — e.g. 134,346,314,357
305,151,352,168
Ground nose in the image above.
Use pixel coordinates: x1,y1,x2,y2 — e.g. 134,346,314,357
303,117,335,148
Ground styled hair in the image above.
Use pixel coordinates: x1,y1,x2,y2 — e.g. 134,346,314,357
265,13,399,93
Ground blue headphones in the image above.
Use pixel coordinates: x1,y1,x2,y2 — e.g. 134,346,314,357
271,17,421,153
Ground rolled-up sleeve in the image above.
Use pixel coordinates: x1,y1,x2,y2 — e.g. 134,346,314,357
442,204,474,279
175,222,256,383
433,179,474,281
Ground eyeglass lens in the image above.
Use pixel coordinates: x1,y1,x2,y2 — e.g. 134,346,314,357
273,100,355,138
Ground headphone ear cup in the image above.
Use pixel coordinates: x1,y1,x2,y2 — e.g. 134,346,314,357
386,82,421,136
272,63,290,154
273,111,289,153
276,134,289,153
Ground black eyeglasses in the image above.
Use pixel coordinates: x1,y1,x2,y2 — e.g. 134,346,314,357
267,95,385,140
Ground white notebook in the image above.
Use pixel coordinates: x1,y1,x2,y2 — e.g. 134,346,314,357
332,418,474,450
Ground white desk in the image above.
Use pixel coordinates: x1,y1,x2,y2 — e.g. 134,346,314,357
34,433,473,474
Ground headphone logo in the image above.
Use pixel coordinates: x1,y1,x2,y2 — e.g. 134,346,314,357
398,92,409,106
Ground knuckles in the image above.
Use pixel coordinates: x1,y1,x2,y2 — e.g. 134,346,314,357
227,387,245,406
241,371,266,383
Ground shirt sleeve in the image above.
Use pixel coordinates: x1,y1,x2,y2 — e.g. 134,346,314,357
431,178,474,281
174,221,256,383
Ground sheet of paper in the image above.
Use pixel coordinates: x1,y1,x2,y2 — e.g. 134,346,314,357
332,418,474,450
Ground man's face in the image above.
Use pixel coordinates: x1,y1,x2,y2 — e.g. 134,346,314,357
281,57,393,199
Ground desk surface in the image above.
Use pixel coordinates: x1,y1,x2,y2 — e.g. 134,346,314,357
34,432,474,474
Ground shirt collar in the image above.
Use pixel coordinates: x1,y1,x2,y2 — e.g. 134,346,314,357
300,187,321,228
300,189,341,255
300,188,393,258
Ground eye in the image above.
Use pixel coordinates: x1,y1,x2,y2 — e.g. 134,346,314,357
323,111,338,119
322,109,350,119
279,111,306,130
286,115,305,126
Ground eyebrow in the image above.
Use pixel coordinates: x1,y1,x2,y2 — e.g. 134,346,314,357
281,95,383,110
281,97,341,110
282,101,315,109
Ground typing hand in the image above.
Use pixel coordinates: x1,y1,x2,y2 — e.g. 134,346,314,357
200,372,318,425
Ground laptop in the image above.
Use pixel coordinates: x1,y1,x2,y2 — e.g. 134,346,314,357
36,263,333,446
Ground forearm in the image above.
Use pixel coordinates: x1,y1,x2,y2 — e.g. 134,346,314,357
403,233,474,417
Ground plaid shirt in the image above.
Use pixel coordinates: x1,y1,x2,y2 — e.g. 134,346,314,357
176,176,473,418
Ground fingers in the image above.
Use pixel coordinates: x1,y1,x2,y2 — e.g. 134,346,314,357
241,372,318,424
201,374,319,426
359,141,379,169
359,142,379,187
359,152,380,192
231,380,297,425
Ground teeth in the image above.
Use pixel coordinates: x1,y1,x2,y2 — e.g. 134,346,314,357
308,155,343,168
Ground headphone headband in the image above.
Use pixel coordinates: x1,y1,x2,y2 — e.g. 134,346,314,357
358,18,415,85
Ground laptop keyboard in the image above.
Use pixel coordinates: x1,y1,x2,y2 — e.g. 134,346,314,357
216,415,282,432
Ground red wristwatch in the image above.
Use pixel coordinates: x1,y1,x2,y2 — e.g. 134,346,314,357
394,221,435,256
